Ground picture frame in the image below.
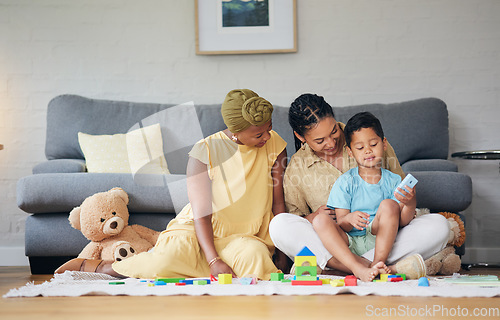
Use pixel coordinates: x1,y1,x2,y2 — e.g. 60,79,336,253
195,0,297,55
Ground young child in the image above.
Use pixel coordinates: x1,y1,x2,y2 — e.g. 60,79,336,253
327,111,417,269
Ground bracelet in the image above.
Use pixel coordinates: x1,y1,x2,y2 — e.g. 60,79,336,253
208,256,221,267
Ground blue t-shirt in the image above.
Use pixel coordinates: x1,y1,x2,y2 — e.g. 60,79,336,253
327,167,402,237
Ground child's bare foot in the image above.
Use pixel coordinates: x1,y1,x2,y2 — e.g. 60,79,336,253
370,260,391,274
351,263,382,282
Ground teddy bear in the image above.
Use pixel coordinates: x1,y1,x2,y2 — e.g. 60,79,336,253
416,209,466,275
69,187,160,262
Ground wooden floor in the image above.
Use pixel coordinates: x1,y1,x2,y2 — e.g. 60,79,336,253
1,266,500,320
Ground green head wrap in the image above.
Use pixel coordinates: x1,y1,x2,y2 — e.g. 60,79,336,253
221,89,274,133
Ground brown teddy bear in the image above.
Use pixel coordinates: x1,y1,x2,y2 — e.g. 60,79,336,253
416,209,466,275
69,187,160,262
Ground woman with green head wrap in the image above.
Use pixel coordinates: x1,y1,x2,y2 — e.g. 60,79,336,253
56,89,288,280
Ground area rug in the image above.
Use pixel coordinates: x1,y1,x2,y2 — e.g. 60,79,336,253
4,272,500,298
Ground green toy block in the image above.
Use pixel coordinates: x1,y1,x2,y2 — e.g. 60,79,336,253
155,277,185,283
396,273,406,280
194,280,208,285
295,265,317,277
281,279,292,283
270,273,284,281
296,275,318,281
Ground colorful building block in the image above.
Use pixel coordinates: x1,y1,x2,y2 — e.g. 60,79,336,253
291,280,323,286
218,273,232,284
396,273,406,280
194,280,208,285
155,277,185,283
271,273,284,281
108,281,125,285
295,266,317,277
296,275,319,281
320,278,330,285
389,277,403,282
418,277,430,286
330,279,345,287
239,278,253,285
175,282,186,286
344,275,357,286
380,274,390,282
294,246,317,267
153,281,166,286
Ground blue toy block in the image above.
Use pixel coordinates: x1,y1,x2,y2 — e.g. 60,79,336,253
296,246,315,256
418,277,430,286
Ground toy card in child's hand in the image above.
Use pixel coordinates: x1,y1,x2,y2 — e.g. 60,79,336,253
396,173,418,196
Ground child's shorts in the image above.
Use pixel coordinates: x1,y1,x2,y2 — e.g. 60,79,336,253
347,221,376,256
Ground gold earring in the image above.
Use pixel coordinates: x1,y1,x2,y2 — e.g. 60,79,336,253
232,135,238,142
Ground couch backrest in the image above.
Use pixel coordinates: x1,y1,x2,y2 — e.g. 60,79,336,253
45,95,448,174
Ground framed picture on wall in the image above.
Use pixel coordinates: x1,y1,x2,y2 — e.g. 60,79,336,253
195,0,297,55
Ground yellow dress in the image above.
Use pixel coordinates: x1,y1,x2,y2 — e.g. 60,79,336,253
113,130,286,280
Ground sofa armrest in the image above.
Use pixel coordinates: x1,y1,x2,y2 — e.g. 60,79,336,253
402,159,458,172
410,171,472,212
17,173,189,214
33,159,87,174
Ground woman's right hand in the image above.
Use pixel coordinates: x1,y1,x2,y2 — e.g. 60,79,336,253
306,205,336,223
210,259,237,278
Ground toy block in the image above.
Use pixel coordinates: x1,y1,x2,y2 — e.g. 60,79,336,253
210,274,217,282
154,281,166,286
147,282,155,287
418,277,429,287
109,281,125,285
271,273,284,281
218,274,232,284
320,278,330,285
344,275,357,286
295,266,317,277
155,277,185,283
250,277,257,284
294,256,317,268
396,274,406,280
373,280,386,283
296,246,315,256
291,280,323,286
281,279,292,283
179,279,194,285
239,278,253,285
380,274,390,282
389,277,403,282
194,280,208,285
296,275,319,281
330,279,344,287
175,282,186,286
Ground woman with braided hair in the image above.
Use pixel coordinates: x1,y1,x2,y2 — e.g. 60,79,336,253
269,93,450,281
55,89,288,280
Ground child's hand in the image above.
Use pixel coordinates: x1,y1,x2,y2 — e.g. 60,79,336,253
395,186,416,205
346,211,370,230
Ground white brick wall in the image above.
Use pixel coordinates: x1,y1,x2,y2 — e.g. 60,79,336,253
0,0,499,265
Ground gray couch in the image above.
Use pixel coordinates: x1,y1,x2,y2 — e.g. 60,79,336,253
17,94,472,274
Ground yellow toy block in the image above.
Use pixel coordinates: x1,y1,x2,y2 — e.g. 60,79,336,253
330,279,344,287
320,278,330,285
218,274,232,284
380,274,390,282
294,256,317,267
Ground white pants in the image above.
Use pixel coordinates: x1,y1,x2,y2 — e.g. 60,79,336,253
269,213,449,269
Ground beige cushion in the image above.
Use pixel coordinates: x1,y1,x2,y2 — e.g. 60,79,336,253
78,123,170,174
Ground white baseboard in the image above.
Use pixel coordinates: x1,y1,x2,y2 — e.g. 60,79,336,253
0,246,29,266
461,247,500,265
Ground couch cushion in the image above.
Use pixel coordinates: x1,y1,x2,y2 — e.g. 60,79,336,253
78,123,169,174
17,173,189,214
332,98,449,164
